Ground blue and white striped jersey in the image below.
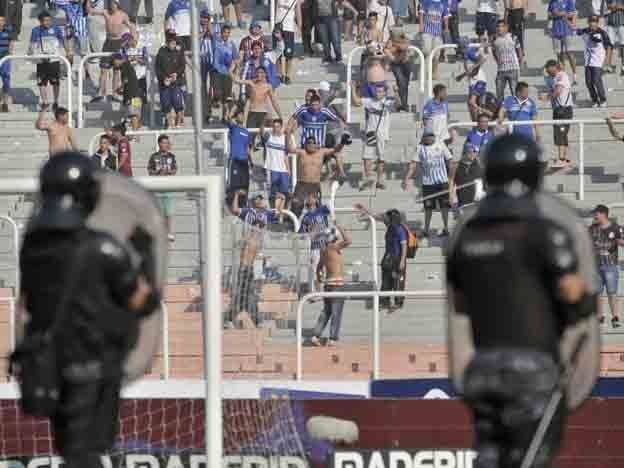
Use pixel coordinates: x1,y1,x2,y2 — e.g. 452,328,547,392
293,106,339,147
165,0,192,37
413,143,453,185
61,2,88,38
239,208,278,228
419,0,448,37
300,205,331,250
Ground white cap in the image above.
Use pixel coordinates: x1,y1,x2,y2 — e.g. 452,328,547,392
319,81,331,92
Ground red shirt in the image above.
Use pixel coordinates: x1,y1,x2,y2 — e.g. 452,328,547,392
117,137,133,177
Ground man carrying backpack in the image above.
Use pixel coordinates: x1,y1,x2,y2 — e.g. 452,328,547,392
355,204,417,311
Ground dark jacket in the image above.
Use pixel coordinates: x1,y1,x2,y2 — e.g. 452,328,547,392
92,150,118,171
155,45,186,86
0,0,22,36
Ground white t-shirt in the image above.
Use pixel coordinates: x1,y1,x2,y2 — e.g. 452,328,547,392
368,0,395,41
363,97,394,141
275,0,298,32
126,46,147,79
264,132,289,173
477,0,498,13
547,70,574,108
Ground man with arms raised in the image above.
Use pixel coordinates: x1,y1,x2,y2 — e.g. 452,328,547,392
36,106,79,156
286,131,350,216
310,223,351,346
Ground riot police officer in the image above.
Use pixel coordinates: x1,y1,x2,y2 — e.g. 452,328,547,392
15,152,162,468
446,134,600,468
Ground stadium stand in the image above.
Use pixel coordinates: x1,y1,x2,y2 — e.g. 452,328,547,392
1,0,624,382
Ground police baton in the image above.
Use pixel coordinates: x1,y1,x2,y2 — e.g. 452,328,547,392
520,332,589,468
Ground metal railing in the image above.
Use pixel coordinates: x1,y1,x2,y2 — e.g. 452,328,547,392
89,128,304,190
447,118,614,201
427,43,482,98
88,127,230,158
346,45,425,123
77,52,112,129
78,52,156,129
0,54,73,126
4,296,16,359
332,207,379,287
0,216,20,295
296,289,445,380
160,300,169,379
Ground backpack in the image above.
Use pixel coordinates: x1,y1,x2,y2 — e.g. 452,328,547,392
403,224,418,258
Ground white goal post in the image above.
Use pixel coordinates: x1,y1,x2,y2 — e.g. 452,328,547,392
0,175,223,468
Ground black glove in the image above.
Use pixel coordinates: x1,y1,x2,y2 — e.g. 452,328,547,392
129,225,156,287
340,133,353,146
337,175,347,186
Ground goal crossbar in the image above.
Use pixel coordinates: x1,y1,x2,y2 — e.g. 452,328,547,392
0,175,222,468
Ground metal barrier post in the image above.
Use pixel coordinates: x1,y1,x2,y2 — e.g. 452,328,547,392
579,122,585,201
427,43,481,98
161,300,169,379
78,52,113,128
346,46,365,123
333,207,378,286
0,215,20,294
270,0,276,30
0,55,73,126
7,297,15,353
295,290,445,380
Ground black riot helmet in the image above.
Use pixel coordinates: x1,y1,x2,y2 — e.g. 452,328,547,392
482,133,544,192
30,152,100,231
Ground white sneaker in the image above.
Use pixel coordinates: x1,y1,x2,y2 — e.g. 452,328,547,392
600,102,608,108
168,233,175,242
592,102,600,108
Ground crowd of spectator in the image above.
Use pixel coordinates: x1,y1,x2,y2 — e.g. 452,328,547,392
6,0,624,334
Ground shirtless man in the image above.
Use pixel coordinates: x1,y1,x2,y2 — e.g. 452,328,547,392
310,223,351,346
35,106,79,156
286,131,350,216
87,0,135,102
231,66,282,147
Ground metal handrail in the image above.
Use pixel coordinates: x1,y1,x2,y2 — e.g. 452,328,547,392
332,207,379,287
447,118,615,201
77,52,112,128
0,54,73,126
296,289,445,380
346,45,425,123
0,216,20,295
161,300,169,379
427,43,482,97
88,127,229,158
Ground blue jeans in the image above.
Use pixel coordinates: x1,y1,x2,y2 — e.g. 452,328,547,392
317,16,342,62
313,296,345,341
0,60,10,93
599,264,619,296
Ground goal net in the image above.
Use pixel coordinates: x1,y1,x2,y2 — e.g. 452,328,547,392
0,386,310,468
225,217,311,330
0,178,314,468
